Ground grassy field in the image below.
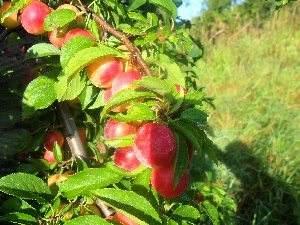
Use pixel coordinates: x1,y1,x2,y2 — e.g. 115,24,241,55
194,4,300,224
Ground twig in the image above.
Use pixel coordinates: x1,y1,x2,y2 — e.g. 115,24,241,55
95,199,115,217
77,5,152,76
0,29,12,42
56,101,90,166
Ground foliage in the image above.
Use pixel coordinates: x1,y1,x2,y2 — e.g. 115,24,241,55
0,0,236,224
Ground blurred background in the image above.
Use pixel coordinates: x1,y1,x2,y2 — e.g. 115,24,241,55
179,0,300,224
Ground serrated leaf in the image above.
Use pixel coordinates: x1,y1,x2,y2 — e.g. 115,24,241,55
169,85,185,114
78,84,99,109
0,212,38,225
128,12,147,23
170,120,202,157
128,0,147,11
105,134,135,148
123,26,143,35
133,76,175,103
198,130,218,165
132,168,152,197
64,215,111,225
61,72,86,101
59,168,123,199
171,205,200,223
202,201,219,222
64,45,124,79
0,198,38,217
22,71,58,119
60,36,94,68
92,188,162,225
111,102,155,122
0,173,51,204
105,161,148,177
87,90,105,109
53,142,63,163
44,9,77,31
149,0,177,19
183,91,206,106
101,89,157,119
173,132,189,187
25,43,61,59
180,108,208,125
0,129,32,157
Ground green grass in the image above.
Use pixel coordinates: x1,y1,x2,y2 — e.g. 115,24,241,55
195,7,300,224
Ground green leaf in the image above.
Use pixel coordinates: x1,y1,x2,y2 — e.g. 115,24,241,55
64,215,112,225
133,76,175,103
44,9,77,31
128,12,148,23
0,212,38,225
159,54,185,87
22,71,58,119
123,26,143,35
78,84,99,109
92,188,162,225
59,168,123,199
105,161,148,177
0,198,38,217
111,102,156,122
132,168,152,197
25,43,61,59
53,142,63,163
0,129,32,157
183,91,206,106
60,36,95,69
54,70,86,101
202,201,219,222
105,134,135,148
0,173,51,204
128,0,147,11
198,130,218,165
87,90,105,109
171,205,201,223
173,131,189,187
170,120,202,157
101,89,157,119
64,45,124,79
180,108,208,125
149,0,177,19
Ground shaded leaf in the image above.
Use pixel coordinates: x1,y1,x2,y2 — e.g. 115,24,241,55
0,212,38,225
171,205,200,223
25,43,60,59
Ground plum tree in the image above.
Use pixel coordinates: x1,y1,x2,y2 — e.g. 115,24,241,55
20,1,52,35
151,164,190,199
133,123,176,168
86,57,123,88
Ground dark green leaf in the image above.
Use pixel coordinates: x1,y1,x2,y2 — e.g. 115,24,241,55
92,188,161,225
0,212,38,225
64,215,112,225
111,102,156,122
198,130,218,165
0,198,38,217
170,120,202,157
171,205,200,223
25,43,61,59
44,9,77,31
0,129,32,156
173,131,189,187
59,168,123,199
0,173,51,203
180,108,208,125
0,93,21,128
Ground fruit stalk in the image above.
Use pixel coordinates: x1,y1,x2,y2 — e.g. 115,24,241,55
77,5,152,76
56,101,90,165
